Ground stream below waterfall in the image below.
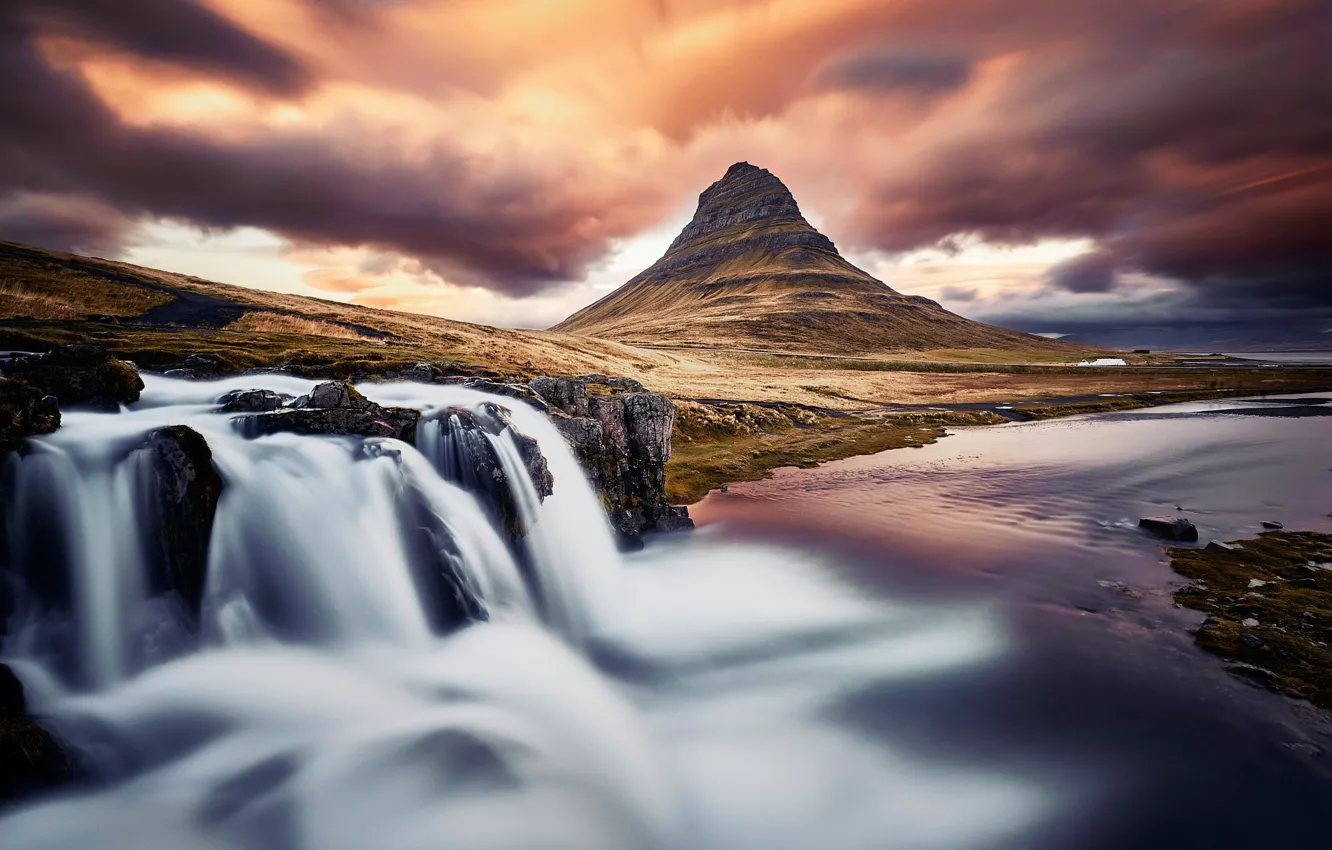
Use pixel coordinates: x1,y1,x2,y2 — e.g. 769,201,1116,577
2,378,1332,849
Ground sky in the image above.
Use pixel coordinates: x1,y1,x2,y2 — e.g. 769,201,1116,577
2,0,1330,347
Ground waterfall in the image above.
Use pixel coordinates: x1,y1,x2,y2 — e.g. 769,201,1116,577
0,374,1045,850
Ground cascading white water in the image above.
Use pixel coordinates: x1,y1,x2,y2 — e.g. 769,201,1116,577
0,374,1050,850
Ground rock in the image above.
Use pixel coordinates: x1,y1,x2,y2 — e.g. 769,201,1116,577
529,376,590,417
1241,617,1260,627
0,663,73,803
295,381,362,410
139,427,224,616
240,381,419,442
0,345,142,410
160,353,227,379
1247,579,1267,588
577,374,646,393
462,379,549,412
543,379,693,546
1239,632,1263,648
1139,516,1199,542
1204,540,1238,554
1290,577,1318,589
1261,521,1284,530
0,379,60,451
401,362,441,383
217,389,285,413
425,403,553,539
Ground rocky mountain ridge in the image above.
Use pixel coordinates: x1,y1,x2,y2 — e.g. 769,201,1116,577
554,162,1080,356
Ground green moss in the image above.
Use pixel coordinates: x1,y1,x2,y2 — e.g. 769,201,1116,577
1168,531,1332,710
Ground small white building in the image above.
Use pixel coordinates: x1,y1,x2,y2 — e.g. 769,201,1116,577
1077,358,1128,367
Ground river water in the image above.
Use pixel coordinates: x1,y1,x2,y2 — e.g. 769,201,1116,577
1,380,1330,848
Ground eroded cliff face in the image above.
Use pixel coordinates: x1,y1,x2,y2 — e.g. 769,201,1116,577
531,376,693,547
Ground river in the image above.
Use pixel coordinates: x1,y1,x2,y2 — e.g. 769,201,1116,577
1,379,1329,849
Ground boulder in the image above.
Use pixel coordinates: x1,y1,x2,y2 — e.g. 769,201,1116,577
217,388,285,413
425,403,553,539
1140,516,1200,542
161,353,226,379
140,426,224,615
462,379,549,412
239,381,419,442
1,345,142,410
537,378,693,546
1203,540,1239,554
1261,521,1285,530
0,379,60,451
0,663,73,803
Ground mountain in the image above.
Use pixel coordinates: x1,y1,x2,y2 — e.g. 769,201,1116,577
554,162,1079,355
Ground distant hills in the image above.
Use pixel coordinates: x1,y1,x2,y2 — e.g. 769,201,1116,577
554,162,1079,356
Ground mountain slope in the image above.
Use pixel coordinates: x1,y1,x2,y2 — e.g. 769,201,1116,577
554,162,1079,355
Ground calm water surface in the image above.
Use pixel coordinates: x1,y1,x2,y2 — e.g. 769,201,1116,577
684,394,1332,848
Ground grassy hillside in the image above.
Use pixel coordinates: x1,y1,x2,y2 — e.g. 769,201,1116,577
5,239,1332,502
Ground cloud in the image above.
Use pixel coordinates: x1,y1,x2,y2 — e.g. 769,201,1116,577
1046,252,1119,294
0,1,678,296
0,191,134,255
939,285,979,302
14,0,311,96
0,0,1327,334
815,51,971,96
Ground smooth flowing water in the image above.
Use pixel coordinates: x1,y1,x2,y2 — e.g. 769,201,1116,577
1,375,1044,850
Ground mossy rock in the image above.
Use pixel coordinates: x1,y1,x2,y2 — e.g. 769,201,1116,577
1,344,142,410
0,378,60,451
1169,531,1332,710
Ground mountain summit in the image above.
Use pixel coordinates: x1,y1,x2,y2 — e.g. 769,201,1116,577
554,163,1074,355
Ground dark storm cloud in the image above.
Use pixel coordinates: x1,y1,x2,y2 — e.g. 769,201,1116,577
1047,252,1118,294
2,0,1330,317
13,0,310,96
0,193,133,256
0,4,657,295
815,51,971,96
836,0,1332,332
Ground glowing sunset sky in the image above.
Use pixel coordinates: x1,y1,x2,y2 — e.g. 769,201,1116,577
3,0,1329,345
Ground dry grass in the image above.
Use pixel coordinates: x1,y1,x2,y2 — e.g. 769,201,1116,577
0,283,79,320
0,272,172,320
226,311,367,340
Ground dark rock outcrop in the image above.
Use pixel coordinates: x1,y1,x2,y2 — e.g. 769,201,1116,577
461,379,549,412
1140,516,1200,542
426,403,553,539
0,663,73,804
161,352,226,380
139,426,224,615
239,381,419,441
218,388,285,413
0,379,60,451
534,376,692,546
1,345,142,410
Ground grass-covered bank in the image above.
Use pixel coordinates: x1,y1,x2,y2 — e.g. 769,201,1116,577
1169,532,1332,711
665,386,1332,503
665,403,1007,503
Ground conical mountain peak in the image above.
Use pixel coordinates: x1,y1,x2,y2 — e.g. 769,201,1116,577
554,163,1074,357
665,162,832,256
